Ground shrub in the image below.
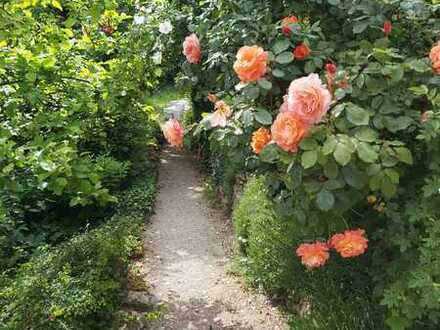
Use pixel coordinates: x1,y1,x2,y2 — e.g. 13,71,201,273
233,176,382,329
182,0,440,328
0,177,157,330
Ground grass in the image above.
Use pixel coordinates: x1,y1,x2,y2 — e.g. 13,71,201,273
146,85,190,112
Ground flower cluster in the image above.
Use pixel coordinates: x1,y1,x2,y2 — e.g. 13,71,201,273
270,73,331,152
296,229,368,269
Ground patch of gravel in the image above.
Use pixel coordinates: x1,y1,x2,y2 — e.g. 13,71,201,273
140,147,288,330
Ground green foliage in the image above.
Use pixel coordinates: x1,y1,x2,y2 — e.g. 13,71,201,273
0,0,164,276
233,177,381,329
0,176,157,330
182,0,440,328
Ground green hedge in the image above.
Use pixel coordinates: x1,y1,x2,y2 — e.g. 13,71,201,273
0,177,156,330
233,176,382,330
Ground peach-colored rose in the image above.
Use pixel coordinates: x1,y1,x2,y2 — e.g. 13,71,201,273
183,33,201,64
293,43,311,60
163,118,184,148
286,73,332,125
271,112,309,153
281,16,299,36
210,100,232,127
296,242,330,269
329,229,368,258
233,46,268,83
429,42,440,75
251,128,272,154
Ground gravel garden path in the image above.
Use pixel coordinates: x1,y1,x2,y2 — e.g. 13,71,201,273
132,99,288,329
141,147,288,329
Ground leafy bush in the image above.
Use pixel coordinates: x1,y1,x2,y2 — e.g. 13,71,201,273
181,0,440,328
0,0,163,275
234,176,381,329
0,176,157,330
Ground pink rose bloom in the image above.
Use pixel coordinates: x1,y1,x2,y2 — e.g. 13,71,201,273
286,73,332,125
279,95,288,113
210,100,232,128
163,118,184,148
183,33,201,64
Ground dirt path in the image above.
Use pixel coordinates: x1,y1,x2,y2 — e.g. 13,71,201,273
140,147,288,330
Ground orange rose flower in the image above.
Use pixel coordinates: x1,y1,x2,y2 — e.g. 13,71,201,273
233,46,268,83
429,42,440,75
251,127,272,154
329,229,368,258
183,33,201,64
293,43,311,60
162,118,184,148
271,112,309,152
296,242,330,269
281,16,299,36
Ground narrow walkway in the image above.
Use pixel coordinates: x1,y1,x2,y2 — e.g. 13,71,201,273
142,147,288,329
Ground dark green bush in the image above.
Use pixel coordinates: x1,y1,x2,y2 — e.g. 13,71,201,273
0,177,156,330
233,176,382,329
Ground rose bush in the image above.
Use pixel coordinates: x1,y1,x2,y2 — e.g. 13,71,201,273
177,0,440,328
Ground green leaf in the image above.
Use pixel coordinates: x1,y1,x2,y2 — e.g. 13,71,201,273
275,52,294,64
346,104,370,126
304,60,316,74
381,177,397,198
51,0,63,10
353,20,369,34
384,116,413,133
394,147,413,165
257,79,272,90
342,166,366,189
299,138,318,150
302,150,318,169
254,108,273,125
327,0,341,5
324,160,339,179
272,39,290,55
243,85,260,100
316,189,335,211
357,142,378,163
323,136,337,155
272,69,285,78
355,127,378,142
334,140,353,166
259,144,279,163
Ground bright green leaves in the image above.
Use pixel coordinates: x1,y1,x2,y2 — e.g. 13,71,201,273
346,103,371,126
357,142,379,163
333,135,356,166
302,150,318,169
